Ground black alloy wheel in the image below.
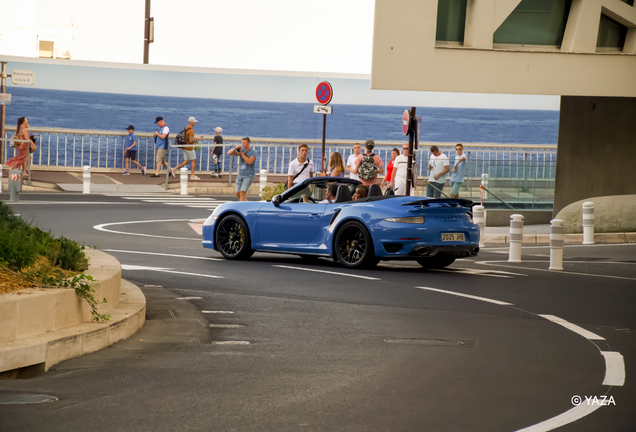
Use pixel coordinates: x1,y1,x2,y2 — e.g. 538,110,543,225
417,256,456,269
215,214,254,260
334,221,377,269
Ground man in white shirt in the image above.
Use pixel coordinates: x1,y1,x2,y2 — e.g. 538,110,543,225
287,143,314,188
345,143,362,180
426,145,450,198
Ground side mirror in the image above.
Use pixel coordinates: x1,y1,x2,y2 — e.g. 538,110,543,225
272,195,281,207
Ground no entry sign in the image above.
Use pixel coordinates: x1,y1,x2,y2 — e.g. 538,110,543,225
316,81,333,105
402,109,410,135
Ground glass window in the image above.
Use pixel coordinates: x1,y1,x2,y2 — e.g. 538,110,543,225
597,0,634,48
436,0,467,42
494,0,571,46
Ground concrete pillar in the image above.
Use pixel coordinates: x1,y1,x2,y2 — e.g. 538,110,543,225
481,173,489,200
549,219,565,271
473,205,485,248
180,167,188,195
83,166,91,194
582,201,595,245
508,214,524,263
9,169,22,202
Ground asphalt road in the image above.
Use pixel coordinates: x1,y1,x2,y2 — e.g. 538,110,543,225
1,192,635,432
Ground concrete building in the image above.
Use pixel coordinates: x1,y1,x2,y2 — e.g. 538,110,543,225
371,0,636,214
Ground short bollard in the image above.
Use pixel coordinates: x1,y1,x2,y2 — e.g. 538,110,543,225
583,201,595,245
180,167,188,195
508,214,524,263
473,205,485,248
259,169,268,197
549,219,565,271
9,169,22,202
480,173,489,199
83,166,91,194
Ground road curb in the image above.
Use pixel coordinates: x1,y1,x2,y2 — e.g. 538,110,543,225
484,232,636,245
0,251,145,376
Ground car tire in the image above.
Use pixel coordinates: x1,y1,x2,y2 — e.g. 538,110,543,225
417,256,456,269
334,221,377,269
215,214,254,260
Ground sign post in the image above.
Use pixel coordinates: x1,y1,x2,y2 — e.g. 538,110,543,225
315,81,333,173
0,64,35,165
0,62,7,165
402,107,417,196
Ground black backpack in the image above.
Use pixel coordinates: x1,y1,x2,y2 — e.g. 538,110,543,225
358,153,377,181
174,128,187,145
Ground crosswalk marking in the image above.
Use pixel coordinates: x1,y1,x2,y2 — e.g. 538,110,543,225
104,193,231,211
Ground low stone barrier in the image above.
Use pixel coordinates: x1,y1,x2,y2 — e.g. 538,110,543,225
0,249,145,375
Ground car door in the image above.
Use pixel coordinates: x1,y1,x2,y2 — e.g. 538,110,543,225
256,202,328,249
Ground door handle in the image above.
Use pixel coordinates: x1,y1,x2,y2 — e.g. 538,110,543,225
309,213,320,219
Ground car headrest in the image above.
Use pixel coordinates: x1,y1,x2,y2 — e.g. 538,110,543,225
368,184,382,196
335,184,353,202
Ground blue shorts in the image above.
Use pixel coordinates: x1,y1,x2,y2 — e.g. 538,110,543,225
450,181,463,195
235,176,254,192
125,150,137,161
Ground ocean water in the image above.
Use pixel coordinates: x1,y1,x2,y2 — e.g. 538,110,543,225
4,87,559,144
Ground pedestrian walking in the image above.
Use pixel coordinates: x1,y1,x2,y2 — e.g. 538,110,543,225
345,143,362,180
228,137,257,201
353,139,383,186
173,117,203,180
450,143,467,198
151,116,174,178
211,127,223,178
123,125,145,175
6,117,31,176
426,145,450,198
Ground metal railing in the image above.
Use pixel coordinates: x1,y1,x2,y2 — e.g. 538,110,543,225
2,126,557,181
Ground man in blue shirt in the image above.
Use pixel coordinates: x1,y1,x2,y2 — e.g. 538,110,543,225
450,143,467,198
151,116,175,178
123,125,145,175
228,137,257,201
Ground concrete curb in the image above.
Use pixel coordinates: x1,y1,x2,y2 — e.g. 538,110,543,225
0,251,145,375
483,232,636,245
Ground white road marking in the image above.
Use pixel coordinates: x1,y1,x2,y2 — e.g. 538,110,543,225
103,249,220,261
7,201,136,205
211,341,251,345
175,297,203,300
514,403,602,432
209,324,245,329
202,311,235,314
483,243,636,250
121,264,223,279
273,265,381,280
428,267,527,278
94,219,200,241
415,286,513,306
538,315,605,340
600,352,626,386
476,261,636,281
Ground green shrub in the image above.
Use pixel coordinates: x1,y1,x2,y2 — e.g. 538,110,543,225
45,236,89,272
0,220,45,271
261,182,287,201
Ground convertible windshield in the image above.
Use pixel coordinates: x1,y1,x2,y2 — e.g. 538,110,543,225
283,181,356,204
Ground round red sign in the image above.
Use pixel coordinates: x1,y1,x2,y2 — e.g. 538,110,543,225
316,81,333,105
402,109,410,136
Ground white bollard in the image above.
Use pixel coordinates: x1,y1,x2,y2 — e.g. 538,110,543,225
180,167,188,195
480,173,489,199
473,205,485,248
582,201,595,245
259,169,268,197
508,214,524,263
549,219,565,271
82,166,91,194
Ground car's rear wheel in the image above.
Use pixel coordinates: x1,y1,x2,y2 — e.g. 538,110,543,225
215,214,254,260
334,221,377,269
417,256,456,269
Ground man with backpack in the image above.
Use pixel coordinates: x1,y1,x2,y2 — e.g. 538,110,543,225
173,116,203,180
353,139,383,186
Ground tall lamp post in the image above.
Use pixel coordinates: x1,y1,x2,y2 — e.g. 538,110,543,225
143,0,154,64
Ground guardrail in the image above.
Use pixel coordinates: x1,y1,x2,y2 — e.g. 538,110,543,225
2,126,557,183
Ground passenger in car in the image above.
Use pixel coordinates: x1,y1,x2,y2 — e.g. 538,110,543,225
352,185,368,200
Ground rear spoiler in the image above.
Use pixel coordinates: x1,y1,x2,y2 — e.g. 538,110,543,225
401,199,474,208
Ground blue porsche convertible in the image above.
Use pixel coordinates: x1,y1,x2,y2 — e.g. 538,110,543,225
202,177,480,269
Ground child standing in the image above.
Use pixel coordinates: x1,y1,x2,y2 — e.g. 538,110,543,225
123,125,145,175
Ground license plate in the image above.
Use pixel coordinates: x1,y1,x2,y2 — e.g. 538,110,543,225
442,233,465,241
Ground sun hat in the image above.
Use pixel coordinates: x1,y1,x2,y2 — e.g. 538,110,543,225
215,127,223,133
188,116,198,123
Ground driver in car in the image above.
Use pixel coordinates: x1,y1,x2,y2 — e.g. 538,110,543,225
302,183,338,204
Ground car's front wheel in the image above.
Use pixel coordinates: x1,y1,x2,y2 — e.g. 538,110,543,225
334,221,378,269
215,214,254,260
417,256,455,269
